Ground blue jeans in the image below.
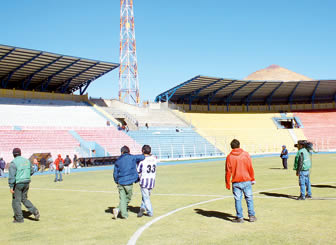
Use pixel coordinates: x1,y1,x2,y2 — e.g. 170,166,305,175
0,168,5,177
232,181,255,219
140,188,153,216
55,170,62,181
299,170,312,198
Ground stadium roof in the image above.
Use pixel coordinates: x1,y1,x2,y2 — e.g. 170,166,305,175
155,75,336,107
0,44,119,94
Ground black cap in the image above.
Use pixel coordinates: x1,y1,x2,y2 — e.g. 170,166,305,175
13,148,21,156
294,140,307,148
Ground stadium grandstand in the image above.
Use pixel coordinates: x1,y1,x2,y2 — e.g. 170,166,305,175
0,44,139,164
155,65,336,154
1,44,335,167
0,44,221,166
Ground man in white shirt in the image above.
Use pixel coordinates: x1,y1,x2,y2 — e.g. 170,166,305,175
137,145,157,217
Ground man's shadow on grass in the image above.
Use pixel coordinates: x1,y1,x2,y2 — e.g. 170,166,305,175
105,206,140,215
269,168,285,170
194,209,243,222
259,192,297,200
311,184,336,189
22,210,38,221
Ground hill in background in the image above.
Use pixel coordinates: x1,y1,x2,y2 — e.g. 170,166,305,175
244,64,313,81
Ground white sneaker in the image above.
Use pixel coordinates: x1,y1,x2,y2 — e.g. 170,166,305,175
113,208,119,219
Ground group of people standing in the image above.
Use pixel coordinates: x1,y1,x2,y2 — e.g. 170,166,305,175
280,142,313,200
5,138,313,224
225,139,313,223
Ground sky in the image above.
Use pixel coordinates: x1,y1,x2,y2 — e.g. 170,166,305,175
1,0,335,102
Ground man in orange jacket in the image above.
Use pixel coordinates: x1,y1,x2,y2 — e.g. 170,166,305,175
54,154,64,182
225,139,257,223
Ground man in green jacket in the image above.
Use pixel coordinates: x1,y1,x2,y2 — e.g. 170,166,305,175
293,140,312,200
8,148,40,223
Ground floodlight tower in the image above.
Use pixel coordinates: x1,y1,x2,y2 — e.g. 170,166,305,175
119,0,140,104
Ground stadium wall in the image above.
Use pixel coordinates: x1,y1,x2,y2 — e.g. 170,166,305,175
0,88,88,102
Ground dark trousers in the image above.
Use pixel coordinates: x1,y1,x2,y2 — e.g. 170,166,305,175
282,158,288,169
12,183,37,221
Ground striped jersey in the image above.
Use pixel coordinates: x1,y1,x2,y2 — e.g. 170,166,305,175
137,155,157,189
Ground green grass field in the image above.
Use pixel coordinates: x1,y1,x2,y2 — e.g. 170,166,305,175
1,154,336,245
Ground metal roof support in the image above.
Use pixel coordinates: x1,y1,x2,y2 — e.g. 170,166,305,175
0,48,16,62
154,75,201,103
266,82,283,110
21,56,63,89
207,80,237,105
225,82,250,111
38,59,80,91
41,77,52,92
188,95,192,110
1,78,5,88
79,80,92,95
244,82,266,112
178,78,223,103
311,81,320,109
1,52,43,88
288,82,301,110
74,69,113,95
58,63,98,93
60,79,73,93
207,96,211,111
22,77,32,90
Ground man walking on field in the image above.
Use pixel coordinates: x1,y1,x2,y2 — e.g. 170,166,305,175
225,139,257,223
113,146,145,219
8,148,40,223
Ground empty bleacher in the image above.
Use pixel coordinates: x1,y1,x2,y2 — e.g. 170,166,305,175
91,99,189,128
76,128,141,156
0,97,139,163
128,127,221,159
0,129,78,164
176,112,303,154
294,110,336,150
0,98,108,127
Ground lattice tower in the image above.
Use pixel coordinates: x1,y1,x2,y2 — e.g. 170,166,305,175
119,0,140,104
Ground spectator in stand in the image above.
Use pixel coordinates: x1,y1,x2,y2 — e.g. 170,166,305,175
225,139,257,223
112,146,145,219
64,155,72,175
54,154,64,182
8,148,40,223
0,157,6,178
145,123,149,129
117,124,122,131
40,156,47,173
33,158,39,172
73,154,78,169
280,145,288,169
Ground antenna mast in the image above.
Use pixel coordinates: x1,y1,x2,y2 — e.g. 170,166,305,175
119,0,140,104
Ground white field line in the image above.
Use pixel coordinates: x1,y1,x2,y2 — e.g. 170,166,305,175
127,181,336,245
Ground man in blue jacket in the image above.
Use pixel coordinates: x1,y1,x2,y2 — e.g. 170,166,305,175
113,145,145,219
280,145,288,169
